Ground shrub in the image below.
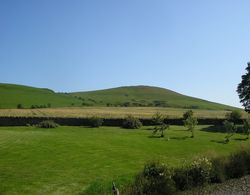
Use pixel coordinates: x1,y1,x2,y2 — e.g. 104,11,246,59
188,157,212,186
131,161,176,195
210,157,227,183
37,120,58,128
17,104,23,109
88,116,103,128
122,115,142,129
226,148,250,178
173,166,193,191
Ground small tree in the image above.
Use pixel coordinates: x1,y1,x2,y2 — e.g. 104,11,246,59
184,116,198,138
237,62,250,113
223,120,236,143
152,112,165,125
153,124,170,138
183,110,194,120
226,110,242,124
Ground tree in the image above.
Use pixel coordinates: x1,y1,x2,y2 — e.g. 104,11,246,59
243,120,250,140
184,116,198,138
226,110,242,124
237,62,250,113
223,120,236,143
153,124,170,138
152,112,165,125
183,110,194,120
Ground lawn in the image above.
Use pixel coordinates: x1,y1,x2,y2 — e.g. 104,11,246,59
0,126,249,194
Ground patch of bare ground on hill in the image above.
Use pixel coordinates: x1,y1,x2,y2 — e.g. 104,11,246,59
178,175,250,195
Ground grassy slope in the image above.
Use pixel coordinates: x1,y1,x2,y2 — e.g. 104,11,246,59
71,86,237,110
0,126,249,194
0,83,82,108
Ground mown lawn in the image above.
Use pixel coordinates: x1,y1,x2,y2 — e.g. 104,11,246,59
0,126,249,194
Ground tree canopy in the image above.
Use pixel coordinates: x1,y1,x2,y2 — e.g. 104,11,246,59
237,62,250,113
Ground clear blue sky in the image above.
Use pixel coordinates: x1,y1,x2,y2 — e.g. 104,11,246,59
1,0,249,107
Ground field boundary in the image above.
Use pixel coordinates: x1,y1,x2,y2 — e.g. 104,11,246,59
0,116,237,126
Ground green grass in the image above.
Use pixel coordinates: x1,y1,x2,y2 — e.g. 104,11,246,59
0,126,249,194
71,85,237,110
0,83,82,108
0,83,238,110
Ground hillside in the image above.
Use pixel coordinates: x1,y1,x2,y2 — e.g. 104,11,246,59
0,83,82,109
0,83,238,110
71,85,237,110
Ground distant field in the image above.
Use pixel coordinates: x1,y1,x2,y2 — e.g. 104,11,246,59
0,107,246,119
0,126,249,194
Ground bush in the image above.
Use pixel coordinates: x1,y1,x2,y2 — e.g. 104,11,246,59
226,148,250,178
37,120,58,128
131,161,176,195
173,167,193,191
189,157,212,186
17,104,23,109
210,157,227,183
122,115,142,129
88,116,103,128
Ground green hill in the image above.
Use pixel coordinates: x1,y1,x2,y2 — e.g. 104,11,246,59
0,83,82,109
0,83,238,110
71,85,237,110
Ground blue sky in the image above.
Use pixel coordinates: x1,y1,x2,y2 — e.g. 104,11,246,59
0,0,249,107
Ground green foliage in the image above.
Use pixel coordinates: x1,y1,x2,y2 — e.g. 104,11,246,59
183,110,194,120
184,115,198,138
17,103,23,109
223,120,236,143
152,112,165,125
88,116,103,128
130,161,176,195
237,62,250,113
122,115,142,129
210,157,227,183
189,157,212,186
37,120,58,128
226,148,250,178
243,120,250,139
226,110,242,124
153,124,170,138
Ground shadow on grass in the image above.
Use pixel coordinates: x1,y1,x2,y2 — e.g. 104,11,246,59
210,139,227,144
148,135,163,138
233,138,249,141
170,136,190,140
201,125,225,133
